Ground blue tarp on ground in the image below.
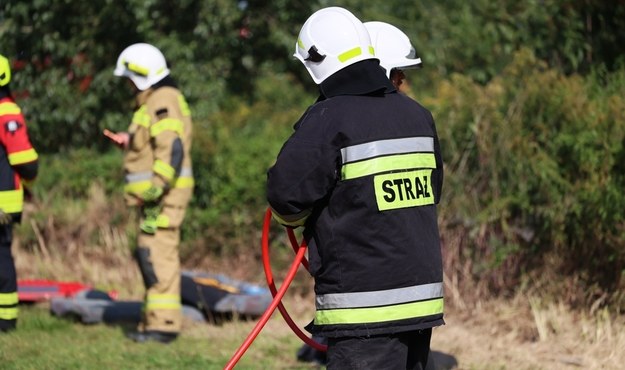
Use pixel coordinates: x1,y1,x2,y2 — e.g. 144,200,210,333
50,271,272,324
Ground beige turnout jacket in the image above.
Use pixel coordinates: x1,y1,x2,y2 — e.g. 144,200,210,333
123,86,193,212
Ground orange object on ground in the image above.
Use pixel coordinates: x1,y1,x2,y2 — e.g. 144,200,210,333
17,280,118,302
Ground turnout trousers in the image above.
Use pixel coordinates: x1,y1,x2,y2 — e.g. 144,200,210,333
326,329,432,370
0,223,18,332
135,203,188,334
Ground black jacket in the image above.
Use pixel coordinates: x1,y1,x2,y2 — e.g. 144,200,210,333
267,60,444,337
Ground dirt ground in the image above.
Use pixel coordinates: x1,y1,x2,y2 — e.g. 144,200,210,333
429,297,624,370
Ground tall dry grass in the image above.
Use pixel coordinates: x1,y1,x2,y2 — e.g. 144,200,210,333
433,293,625,370
13,183,142,298
12,182,300,299
438,201,625,369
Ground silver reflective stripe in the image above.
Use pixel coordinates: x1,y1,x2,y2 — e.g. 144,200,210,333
316,282,443,310
179,167,193,177
126,168,193,183
125,171,152,183
340,137,434,164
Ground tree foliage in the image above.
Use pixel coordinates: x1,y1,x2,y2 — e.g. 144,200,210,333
329,0,625,84
2,0,624,151
0,0,314,152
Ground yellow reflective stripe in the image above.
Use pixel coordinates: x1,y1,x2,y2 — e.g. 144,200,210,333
8,148,38,165
128,179,194,193
132,106,150,128
374,169,435,211
314,298,444,326
0,292,18,305
0,291,18,320
369,46,375,56
0,307,18,320
125,176,193,193
150,118,183,137
297,38,305,50
172,176,194,189
146,294,181,310
317,282,443,309
124,180,152,195
177,95,191,117
338,47,362,63
0,102,21,115
342,153,436,180
125,61,149,76
0,189,23,213
153,159,176,181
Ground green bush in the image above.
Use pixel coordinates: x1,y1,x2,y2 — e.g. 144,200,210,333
182,71,312,256
34,148,124,200
429,49,625,305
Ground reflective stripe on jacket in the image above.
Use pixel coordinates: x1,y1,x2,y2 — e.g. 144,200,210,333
123,86,193,207
267,81,444,337
0,97,38,216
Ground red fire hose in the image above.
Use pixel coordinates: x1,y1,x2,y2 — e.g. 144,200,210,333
223,208,326,369
263,211,325,351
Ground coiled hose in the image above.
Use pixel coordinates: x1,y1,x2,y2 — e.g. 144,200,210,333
223,208,326,369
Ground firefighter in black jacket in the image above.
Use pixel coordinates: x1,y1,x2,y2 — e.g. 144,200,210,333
0,54,39,332
267,7,444,370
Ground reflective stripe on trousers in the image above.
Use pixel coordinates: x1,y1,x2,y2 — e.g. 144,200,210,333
124,167,194,195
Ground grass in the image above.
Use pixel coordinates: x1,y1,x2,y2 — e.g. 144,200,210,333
6,293,625,370
0,302,323,370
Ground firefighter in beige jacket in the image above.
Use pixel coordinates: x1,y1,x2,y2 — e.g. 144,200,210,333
112,43,193,344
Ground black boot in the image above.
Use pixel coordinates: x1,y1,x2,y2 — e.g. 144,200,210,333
126,330,178,344
0,326,16,334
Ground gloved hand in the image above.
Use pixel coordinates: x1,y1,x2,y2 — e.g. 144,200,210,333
141,186,164,203
140,203,161,234
139,187,163,234
0,210,12,225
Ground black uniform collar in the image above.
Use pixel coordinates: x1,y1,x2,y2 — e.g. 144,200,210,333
318,59,395,100
151,75,178,89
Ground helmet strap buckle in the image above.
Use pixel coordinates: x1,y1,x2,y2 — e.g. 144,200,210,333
305,46,326,63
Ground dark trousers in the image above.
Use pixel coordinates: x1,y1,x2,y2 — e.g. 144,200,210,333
0,223,17,331
327,329,432,370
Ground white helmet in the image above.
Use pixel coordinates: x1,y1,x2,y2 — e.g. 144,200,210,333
294,7,376,84
364,21,422,78
113,43,170,91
